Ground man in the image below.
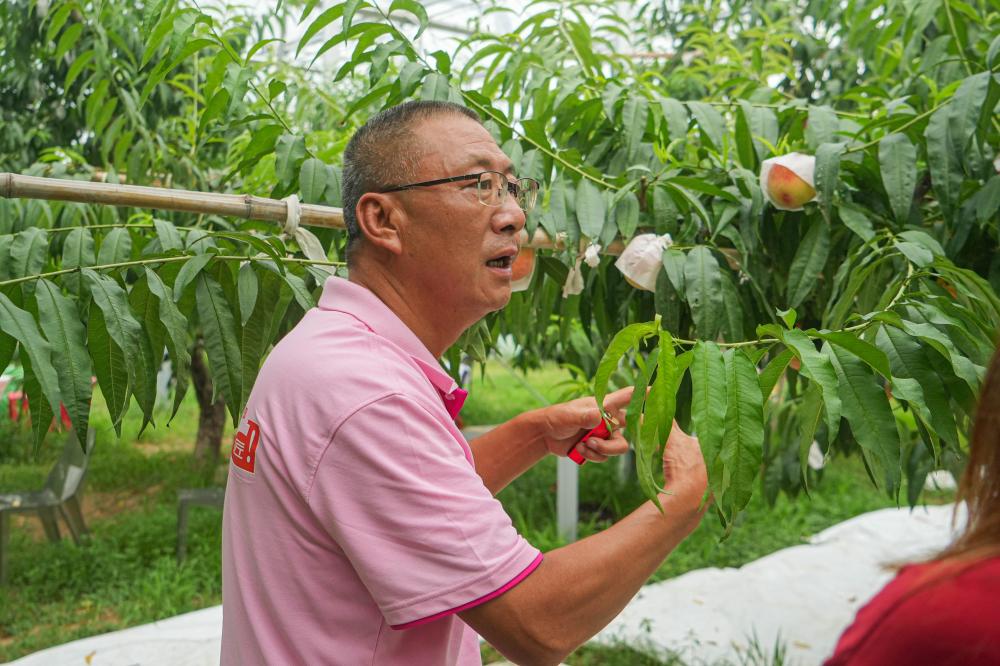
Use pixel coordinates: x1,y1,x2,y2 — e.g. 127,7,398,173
222,100,708,665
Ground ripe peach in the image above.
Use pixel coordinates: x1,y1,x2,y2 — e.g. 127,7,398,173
511,247,535,292
768,164,816,209
760,153,817,211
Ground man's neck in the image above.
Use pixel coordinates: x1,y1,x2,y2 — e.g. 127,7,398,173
347,264,467,358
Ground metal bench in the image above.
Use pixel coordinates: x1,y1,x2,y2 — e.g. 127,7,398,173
0,428,96,584
176,487,225,563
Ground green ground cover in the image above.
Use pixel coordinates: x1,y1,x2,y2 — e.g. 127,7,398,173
0,360,954,664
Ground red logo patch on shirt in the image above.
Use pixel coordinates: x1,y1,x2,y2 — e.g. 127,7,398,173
232,413,261,474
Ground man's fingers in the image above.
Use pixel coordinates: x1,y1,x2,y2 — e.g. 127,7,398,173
600,386,635,412
582,433,629,457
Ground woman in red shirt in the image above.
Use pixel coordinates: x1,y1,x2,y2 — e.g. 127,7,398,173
825,347,1000,665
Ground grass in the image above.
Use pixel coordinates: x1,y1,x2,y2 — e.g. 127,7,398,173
0,359,955,664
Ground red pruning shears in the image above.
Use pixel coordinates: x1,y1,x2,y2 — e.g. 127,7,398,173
568,416,619,465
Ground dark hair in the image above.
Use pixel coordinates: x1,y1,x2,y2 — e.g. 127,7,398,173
341,100,481,261
936,343,1000,563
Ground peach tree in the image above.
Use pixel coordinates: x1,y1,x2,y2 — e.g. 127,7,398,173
0,0,998,528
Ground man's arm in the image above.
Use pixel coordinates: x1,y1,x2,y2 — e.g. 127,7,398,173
470,387,633,495
460,424,708,666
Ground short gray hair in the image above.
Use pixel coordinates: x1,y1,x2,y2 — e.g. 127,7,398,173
341,100,481,261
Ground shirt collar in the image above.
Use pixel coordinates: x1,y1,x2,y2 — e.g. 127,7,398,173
317,276,467,418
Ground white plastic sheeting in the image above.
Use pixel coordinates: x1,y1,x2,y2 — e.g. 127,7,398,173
595,503,964,664
6,504,962,666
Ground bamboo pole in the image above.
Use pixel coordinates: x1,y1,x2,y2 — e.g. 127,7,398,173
0,172,625,254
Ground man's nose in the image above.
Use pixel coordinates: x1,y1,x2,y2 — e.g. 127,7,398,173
492,193,526,235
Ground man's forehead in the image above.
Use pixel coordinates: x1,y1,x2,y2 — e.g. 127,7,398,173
414,115,514,173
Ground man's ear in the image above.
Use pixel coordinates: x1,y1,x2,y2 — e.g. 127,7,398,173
355,193,404,255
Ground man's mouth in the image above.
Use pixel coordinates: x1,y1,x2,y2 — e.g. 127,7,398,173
486,256,513,269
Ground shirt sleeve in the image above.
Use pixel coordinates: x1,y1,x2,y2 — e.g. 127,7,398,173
307,392,542,628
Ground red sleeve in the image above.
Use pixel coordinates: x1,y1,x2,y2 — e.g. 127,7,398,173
825,556,1000,666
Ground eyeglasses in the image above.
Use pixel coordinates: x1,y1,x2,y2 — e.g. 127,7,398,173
380,171,540,212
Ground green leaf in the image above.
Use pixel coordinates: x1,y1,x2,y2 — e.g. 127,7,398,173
240,268,287,411
814,142,843,220
299,158,328,203
613,194,639,240
797,382,824,492
45,3,75,43
593,321,659,416
924,105,963,217
64,49,95,90
659,98,688,143
719,272,744,341
87,301,129,434
837,206,875,242
9,227,48,280
388,0,429,38
826,343,900,494
0,292,62,425
661,247,686,292
54,23,83,61
889,316,983,394
894,240,932,267
782,328,842,440
35,280,93,448
897,229,945,256
690,341,727,499
172,254,214,302
296,4,344,57
141,9,179,67
97,227,132,265
734,101,757,169
83,268,147,418
720,348,765,517
759,348,793,399
786,219,831,308
21,354,55,450
421,72,452,102
61,228,95,294
876,325,959,448
805,105,839,149
282,272,315,312
878,133,917,223
198,89,229,133
650,330,678,440
275,134,308,187
238,124,283,171
343,0,369,33
684,246,723,338
196,273,243,425
948,73,991,160
817,331,890,379
126,277,160,433
245,37,283,64
627,354,660,505
687,101,725,151
153,219,184,252
145,269,191,421
238,262,259,327
575,179,605,239
622,96,649,160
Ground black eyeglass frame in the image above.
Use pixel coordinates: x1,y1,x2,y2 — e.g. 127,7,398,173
379,171,540,212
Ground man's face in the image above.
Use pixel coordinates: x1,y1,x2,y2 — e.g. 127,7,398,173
392,114,527,319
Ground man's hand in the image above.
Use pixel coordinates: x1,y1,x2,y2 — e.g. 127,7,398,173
660,421,709,514
534,387,633,463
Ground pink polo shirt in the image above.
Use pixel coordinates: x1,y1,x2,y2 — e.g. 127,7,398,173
221,276,542,665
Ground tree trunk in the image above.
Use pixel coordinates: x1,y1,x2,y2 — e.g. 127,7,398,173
190,337,227,470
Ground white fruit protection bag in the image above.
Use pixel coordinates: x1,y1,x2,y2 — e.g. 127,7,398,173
614,233,674,292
